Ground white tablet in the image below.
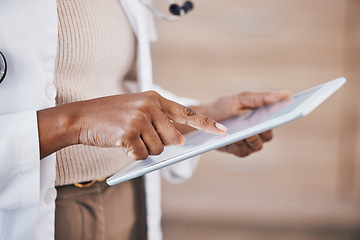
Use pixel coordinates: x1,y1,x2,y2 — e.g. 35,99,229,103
107,77,346,186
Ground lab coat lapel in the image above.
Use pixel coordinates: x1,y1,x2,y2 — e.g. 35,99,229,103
119,0,158,92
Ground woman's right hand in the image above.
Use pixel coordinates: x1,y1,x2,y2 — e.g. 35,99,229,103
37,91,227,160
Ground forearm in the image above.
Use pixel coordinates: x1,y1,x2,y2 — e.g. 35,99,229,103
36,92,225,161
37,103,79,159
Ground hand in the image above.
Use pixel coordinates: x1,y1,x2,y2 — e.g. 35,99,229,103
37,91,227,160
218,130,273,157
195,90,291,157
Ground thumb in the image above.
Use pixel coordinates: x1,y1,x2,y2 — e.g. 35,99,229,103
237,90,292,110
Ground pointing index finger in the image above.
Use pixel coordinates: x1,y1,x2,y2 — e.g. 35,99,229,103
160,98,227,135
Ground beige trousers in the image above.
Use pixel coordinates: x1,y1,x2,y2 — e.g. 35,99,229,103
55,177,147,240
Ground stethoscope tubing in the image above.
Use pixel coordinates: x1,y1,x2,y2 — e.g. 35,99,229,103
139,0,192,21
139,0,181,21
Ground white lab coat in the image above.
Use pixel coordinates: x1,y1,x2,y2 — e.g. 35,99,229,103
0,0,198,239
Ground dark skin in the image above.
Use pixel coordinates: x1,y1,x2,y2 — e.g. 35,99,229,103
37,90,291,160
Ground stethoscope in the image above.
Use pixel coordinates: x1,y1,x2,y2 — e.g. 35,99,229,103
139,0,194,21
0,1,194,84
0,51,6,84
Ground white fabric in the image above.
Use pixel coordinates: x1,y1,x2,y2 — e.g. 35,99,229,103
0,0,58,240
120,0,157,92
0,1,198,239
0,111,40,210
121,3,200,239
144,85,200,240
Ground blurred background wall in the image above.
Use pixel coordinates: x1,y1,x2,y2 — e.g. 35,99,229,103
151,0,360,239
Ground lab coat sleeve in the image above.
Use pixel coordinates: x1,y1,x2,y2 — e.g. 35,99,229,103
151,84,201,184
0,111,40,210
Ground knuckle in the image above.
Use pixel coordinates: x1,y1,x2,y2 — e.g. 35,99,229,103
232,142,251,157
144,90,160,99
245,136,263,151
129,110,149,125
137,110,149,121
247,136,259,144
122,129,139,142
190,114,212,127
137,99,155,111
201,116,211,125
240,92,251,98
264,92,274,102
235,93,250,107
184,107,197,117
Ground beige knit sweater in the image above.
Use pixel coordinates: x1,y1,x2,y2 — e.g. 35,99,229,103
54,0,136,186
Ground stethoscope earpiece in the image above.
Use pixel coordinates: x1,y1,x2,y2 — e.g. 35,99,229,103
183,1,194,13
0,51,7,84
169,4,182,16
169,1,193,16
140,0,194,21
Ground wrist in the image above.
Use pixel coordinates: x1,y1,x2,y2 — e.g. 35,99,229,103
55,103,80,146
37,103,80,158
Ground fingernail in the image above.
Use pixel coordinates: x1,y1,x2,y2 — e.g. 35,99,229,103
177,135,185,146
216,122,227,132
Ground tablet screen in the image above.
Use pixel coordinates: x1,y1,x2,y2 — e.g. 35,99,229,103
136,83,317,167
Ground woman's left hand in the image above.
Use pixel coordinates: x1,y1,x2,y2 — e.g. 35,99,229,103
193,90,291,157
